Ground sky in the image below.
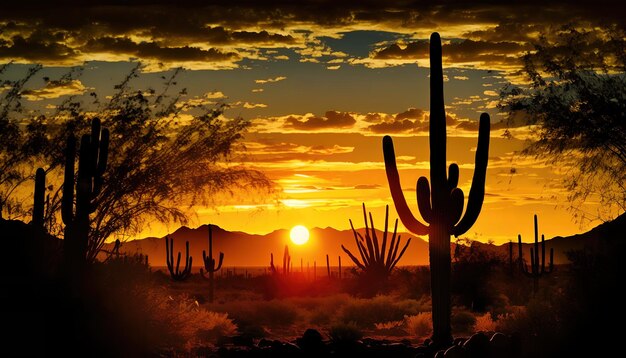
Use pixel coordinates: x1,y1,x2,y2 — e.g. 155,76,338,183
2,1,624,244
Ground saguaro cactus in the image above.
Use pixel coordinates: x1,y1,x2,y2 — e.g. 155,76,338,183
283,245,291,275
165,237,192,281
62,118,109,269
32,168,45,229
518,214,553,292
382,33,490,346
200,225,224,302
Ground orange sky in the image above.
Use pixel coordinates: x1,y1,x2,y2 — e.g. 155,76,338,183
2,1,620,245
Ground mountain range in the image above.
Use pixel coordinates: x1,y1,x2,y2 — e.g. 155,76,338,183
110,212,626,268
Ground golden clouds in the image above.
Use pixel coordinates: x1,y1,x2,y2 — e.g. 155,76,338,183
21,79,91,100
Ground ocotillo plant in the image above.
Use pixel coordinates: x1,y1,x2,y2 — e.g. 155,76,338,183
518,214,553,292
32,168,45,229
200,225,224,302
165,237,192,281
62,118,109,269
342,204,411,279
382,32,490,346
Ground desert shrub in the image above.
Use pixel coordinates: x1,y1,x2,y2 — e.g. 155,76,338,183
404,312,432,338
328,322,363,344
340,295,420,328
474,313,496,332
451,310,477,333
212,299,299,328
309,307,333,325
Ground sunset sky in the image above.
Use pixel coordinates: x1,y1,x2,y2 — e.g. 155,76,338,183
2,1,622,244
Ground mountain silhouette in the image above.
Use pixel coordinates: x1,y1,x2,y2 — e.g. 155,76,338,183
106,212,625,267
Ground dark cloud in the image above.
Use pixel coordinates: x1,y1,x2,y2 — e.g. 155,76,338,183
395,107,425,120
82,37,238,62
0,1,622,66
373,39,533,68
285,111,356,130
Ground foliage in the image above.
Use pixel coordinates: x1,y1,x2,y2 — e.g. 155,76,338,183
474,313,496,332
339,295,420,328
328,322,363,344
0,63,273,260
450,310,477,334
404,312,433,337
499,25,626,221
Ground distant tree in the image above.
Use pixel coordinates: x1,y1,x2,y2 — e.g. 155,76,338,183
0,63,273,261
499,26,626,222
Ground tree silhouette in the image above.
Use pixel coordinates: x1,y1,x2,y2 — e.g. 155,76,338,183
499,26,626,221
0,64,273,261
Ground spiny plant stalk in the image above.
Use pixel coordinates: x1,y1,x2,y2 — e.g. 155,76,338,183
269,253,277,274
165,237,192,281
338,255,342,279
283,245,291,275
382,32,490,346
32,168,45,229
326,254,331,278
518,214,554,293
200,225,224,303
509,240,514,276
62,118,109,271
342,204,412,279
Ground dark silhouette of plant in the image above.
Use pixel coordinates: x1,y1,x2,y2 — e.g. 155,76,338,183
499,25,626,222
342,203,411,280
200,224,223,303
32,168,45,229
165,237,192,281
283,245,291,275
517,214,553,293
326,254,331,278
382,32,490,346
62,118,109,272
0,65,274,261
269,253,277,274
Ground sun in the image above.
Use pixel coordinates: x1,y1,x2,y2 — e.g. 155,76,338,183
290,225,310,245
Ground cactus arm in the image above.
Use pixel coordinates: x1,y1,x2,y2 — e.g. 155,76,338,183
62,135,76,224
382,136,429,235
417,177,433,223
452,113,490,236
216,252,224,271
447,164,459,190
449,188,465,226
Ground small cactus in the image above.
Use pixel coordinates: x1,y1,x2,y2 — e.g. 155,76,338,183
165,237,192,281
517,214,553,292
200,224,224,302
283,245,291,275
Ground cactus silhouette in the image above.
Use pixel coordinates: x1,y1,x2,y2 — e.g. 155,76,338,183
32,168,45,229
342,204,411,279
269,253,277,274
62,118,109,270
517,214,554,292
165,237,192,281
382,33,490,346
283,245,291,275
326,254,331,278
200,224,224,302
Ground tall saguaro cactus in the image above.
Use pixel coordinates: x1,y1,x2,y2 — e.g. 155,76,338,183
518,214,553,293
200,225,224,302
382,32,490,346
62,118,109,269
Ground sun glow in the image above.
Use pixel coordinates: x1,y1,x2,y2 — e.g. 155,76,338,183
290,225,310,245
